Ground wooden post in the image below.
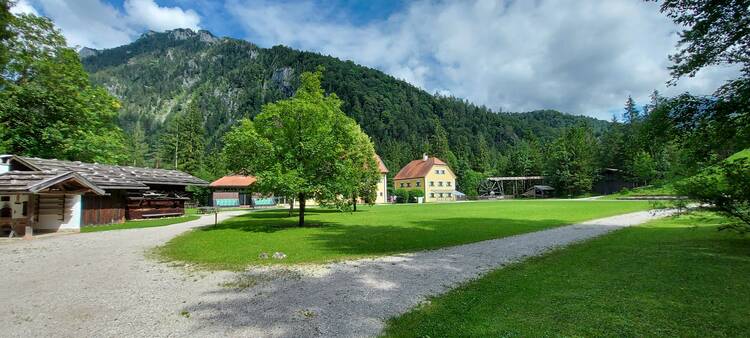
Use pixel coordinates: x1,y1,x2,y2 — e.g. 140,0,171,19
214,209,218,226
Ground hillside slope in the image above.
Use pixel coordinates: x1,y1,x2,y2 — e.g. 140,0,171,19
82,28,608,175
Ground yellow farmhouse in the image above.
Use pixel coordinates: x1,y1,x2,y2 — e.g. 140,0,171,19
393,154,456,202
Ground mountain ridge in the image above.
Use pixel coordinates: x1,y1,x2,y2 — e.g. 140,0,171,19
81,28,609,178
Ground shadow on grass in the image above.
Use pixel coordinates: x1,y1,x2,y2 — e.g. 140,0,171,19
303,217,565,257
201,208,375,233
178,217,750,336
200,208,567,258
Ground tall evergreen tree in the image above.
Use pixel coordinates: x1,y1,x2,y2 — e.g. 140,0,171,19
159,101,206,173
125,121,149,167
546,125,597,196
623,96,639,123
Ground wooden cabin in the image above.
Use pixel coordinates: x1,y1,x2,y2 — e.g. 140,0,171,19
0,155,207,235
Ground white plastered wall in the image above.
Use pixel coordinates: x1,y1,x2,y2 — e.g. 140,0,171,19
37,194,81,231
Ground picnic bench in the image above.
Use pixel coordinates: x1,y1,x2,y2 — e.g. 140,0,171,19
141,212,183,218
196,207,219,214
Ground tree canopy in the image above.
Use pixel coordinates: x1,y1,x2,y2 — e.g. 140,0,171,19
659,0,750,79
0,12,126,163
222,69,379,225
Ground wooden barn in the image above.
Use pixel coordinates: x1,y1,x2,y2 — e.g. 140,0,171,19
0,155,207,236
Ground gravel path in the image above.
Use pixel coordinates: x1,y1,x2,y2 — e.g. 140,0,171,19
0,208,675,337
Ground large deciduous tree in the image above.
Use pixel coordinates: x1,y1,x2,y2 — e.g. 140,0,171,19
0,0,14,79
0,12,126,163
658,0,750,79
222,69,379,226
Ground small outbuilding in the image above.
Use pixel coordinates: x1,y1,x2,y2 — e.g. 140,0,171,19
593,168,637,195
522,185,555,198
209,175,257,207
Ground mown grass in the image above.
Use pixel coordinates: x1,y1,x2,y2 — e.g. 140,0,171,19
382,212,750,337
158,200,651,269
81,215,201,233
603,182,677,199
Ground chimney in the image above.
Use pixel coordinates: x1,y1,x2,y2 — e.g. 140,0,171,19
0,155,11,174
423,153,429,161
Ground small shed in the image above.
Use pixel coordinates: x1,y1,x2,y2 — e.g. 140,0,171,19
593,168,637,195
209,175,256,207
522,185,555,198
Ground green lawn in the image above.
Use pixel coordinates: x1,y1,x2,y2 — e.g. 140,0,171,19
158,200,651,269
81,215,201,233
603,182,677,199
382,212,750,337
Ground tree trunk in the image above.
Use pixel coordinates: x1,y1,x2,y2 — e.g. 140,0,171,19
298,193,306,227
288,197,294,217
352,194,357,212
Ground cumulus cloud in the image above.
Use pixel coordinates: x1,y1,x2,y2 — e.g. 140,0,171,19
11,0,739,117
17,0,201,49
227,0,740,117
123,0,200,32
10,0,38,15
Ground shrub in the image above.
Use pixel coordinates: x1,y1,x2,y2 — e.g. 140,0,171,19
676,157,750,233
393,189,411,203
409,189,425,203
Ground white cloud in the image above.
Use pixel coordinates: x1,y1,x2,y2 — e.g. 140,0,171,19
123,0,200,32
227,0,740,117
10,0,38,15
18,0,201,49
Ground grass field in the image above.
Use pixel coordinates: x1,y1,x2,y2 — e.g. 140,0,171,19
158,200,651,269
382,212,750,337
603,182,677,199
81,215,201,233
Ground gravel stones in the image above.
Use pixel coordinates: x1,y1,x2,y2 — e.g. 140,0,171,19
0,208,675,337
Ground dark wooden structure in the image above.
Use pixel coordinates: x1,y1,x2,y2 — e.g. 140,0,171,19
478,176,546,198
593,168,637,195
522,185,555,198
5,156,207,227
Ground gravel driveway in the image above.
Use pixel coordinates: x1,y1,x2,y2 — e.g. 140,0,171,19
0,209,675,337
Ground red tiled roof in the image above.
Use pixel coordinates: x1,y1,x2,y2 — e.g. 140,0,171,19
393,157,447,180
375,154,389,174
209,175,256,188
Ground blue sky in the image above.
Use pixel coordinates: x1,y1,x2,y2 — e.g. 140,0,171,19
12,0,740,120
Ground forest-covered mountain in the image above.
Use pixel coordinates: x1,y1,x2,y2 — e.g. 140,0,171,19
81,28,608,178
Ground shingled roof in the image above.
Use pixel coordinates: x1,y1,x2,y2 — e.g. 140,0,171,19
0,171,105,195
394,156,448,180
209,175,257,188
10,156,208,190
374,154,389,174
